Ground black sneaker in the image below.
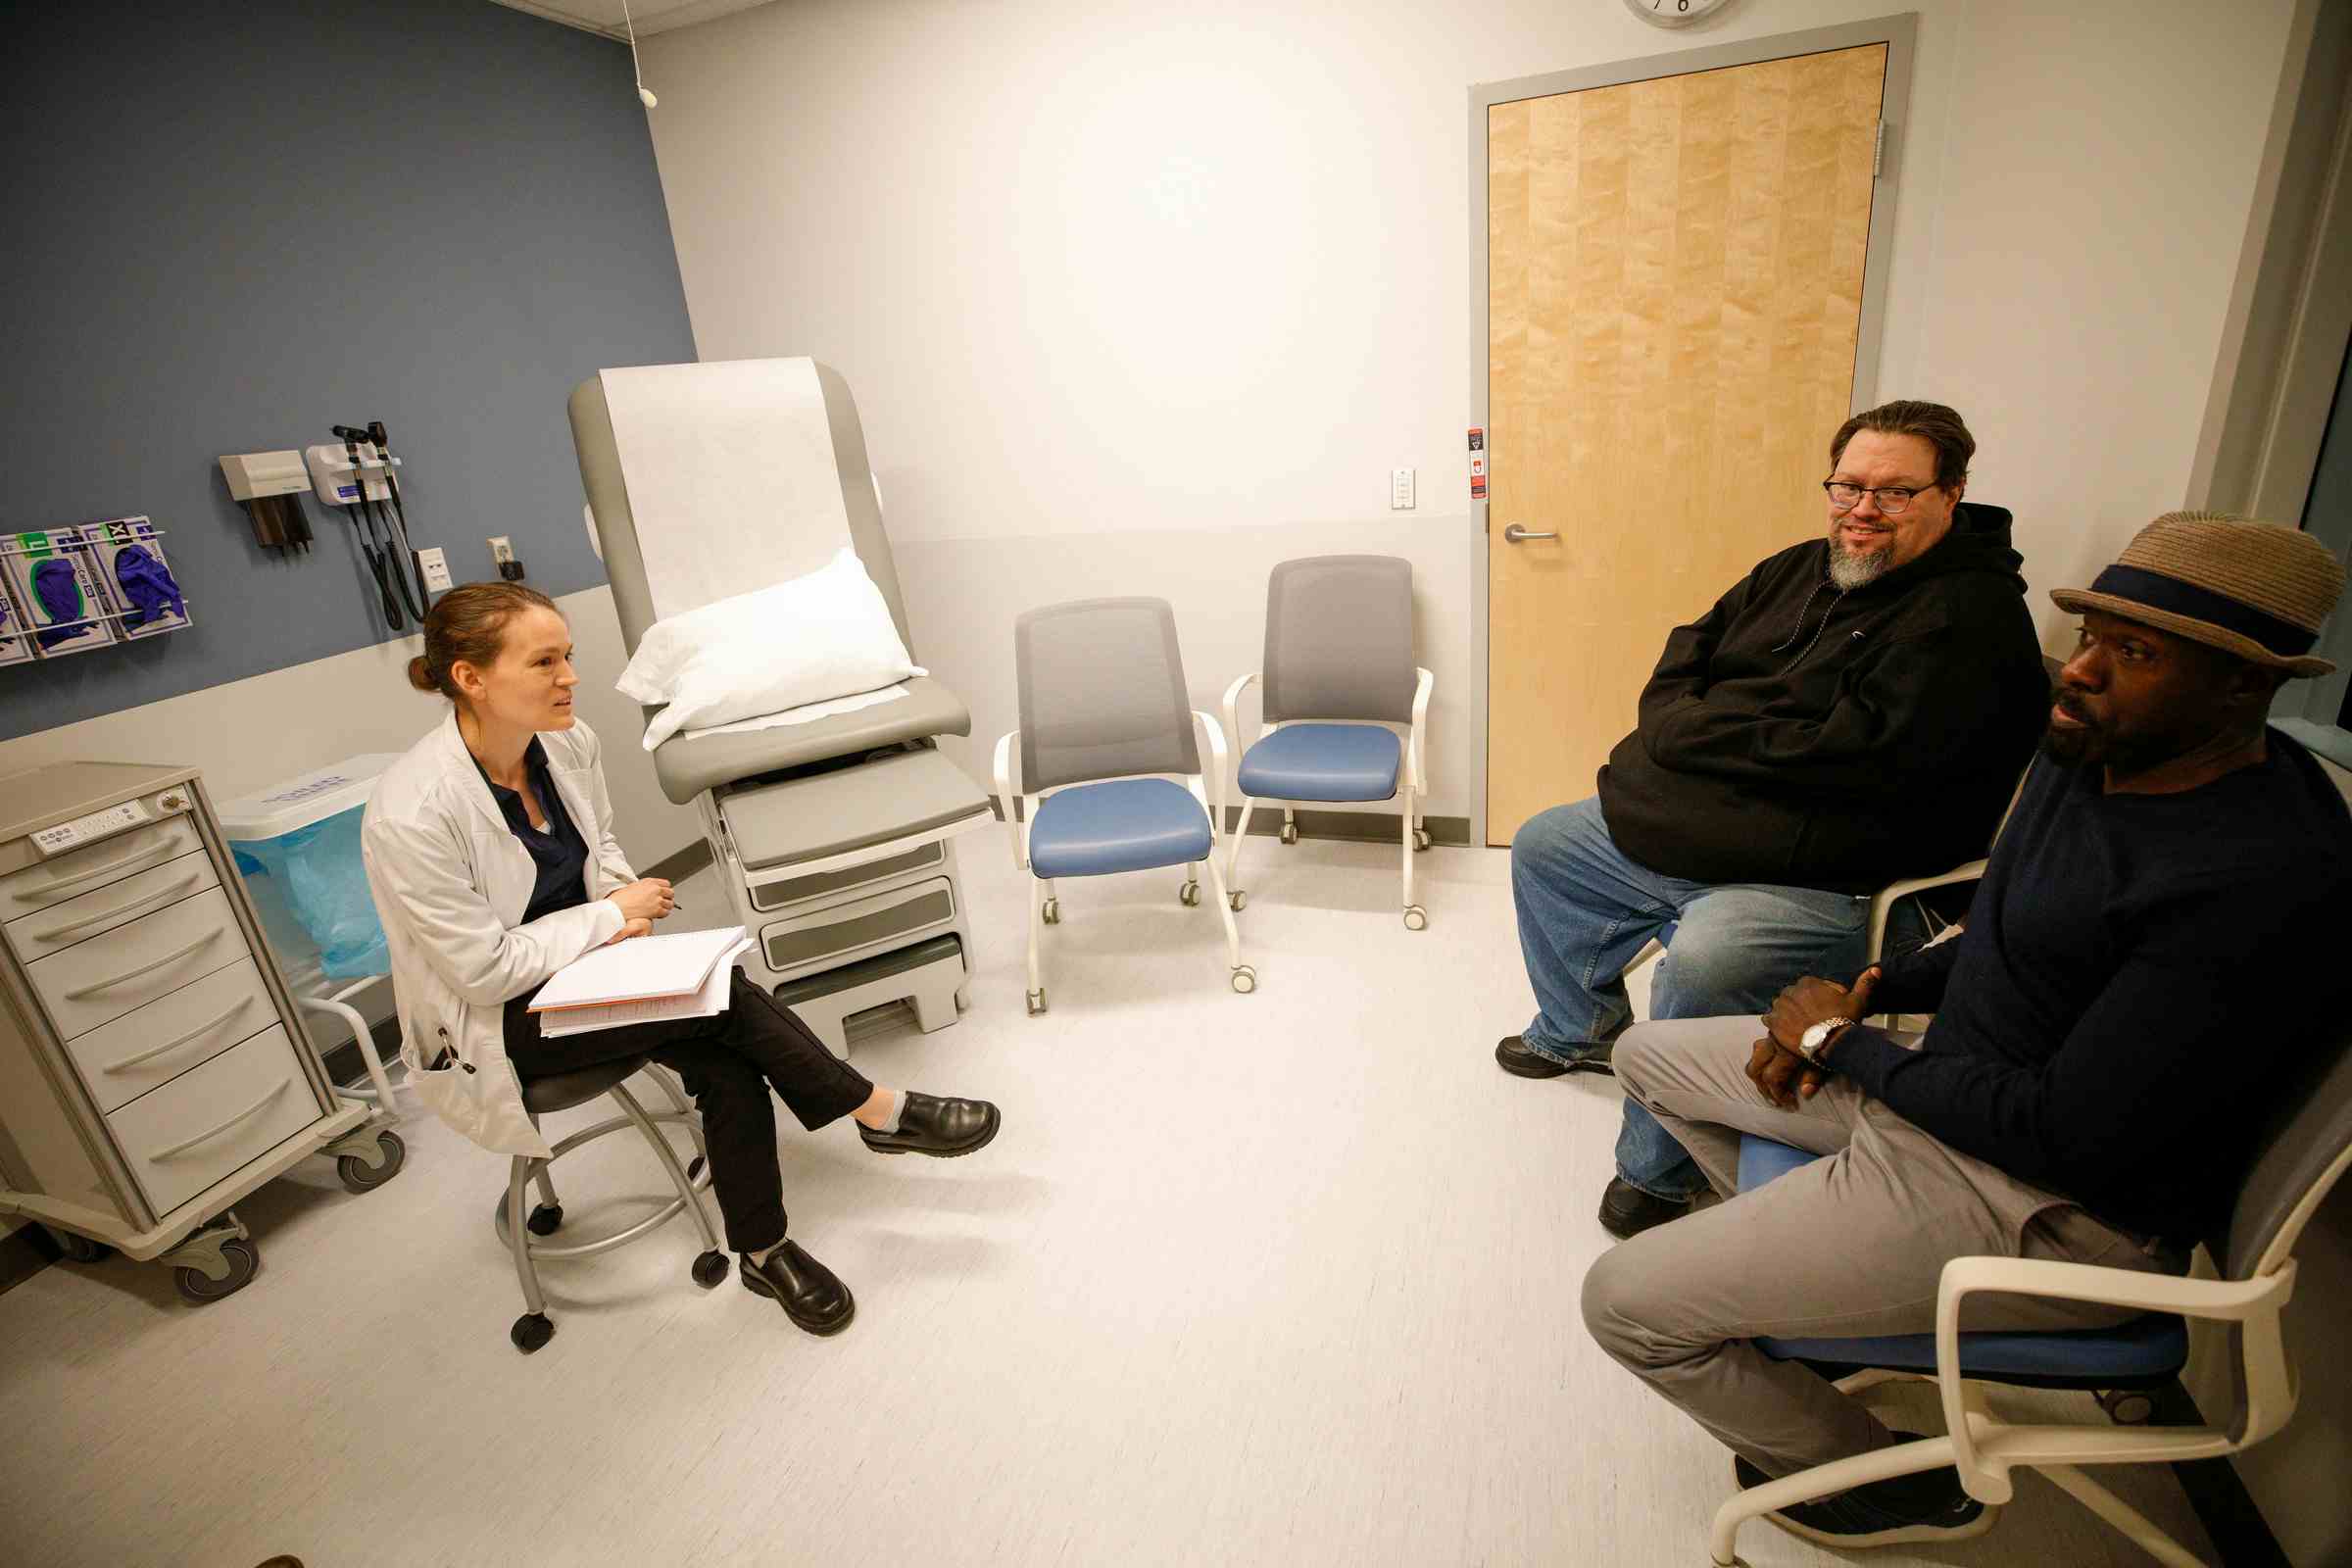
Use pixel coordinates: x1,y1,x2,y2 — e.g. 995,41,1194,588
1494,1034,1613,1079
1597,1176,1691,1240
1734,1434,1992,1548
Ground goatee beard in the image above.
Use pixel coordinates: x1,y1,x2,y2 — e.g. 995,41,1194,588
1828,538,1889,590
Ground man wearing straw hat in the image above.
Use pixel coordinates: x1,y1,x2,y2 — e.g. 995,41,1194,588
1582,513,2352,1549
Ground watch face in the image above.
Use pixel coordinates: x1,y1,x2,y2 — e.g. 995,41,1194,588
1622,0,1732,26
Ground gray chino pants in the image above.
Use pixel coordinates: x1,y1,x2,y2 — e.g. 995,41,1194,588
1580,1015,2187,1477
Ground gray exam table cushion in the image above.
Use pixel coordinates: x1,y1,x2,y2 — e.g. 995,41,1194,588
723,745,991,872
653,676,972,806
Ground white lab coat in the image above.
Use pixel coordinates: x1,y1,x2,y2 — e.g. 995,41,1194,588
362,710,637,1158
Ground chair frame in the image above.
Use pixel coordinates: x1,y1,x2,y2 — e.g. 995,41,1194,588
1706,1106,2352,1566
992,710,1252,1014
1218,667,1436,929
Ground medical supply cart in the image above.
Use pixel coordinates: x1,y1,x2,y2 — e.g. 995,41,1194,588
0,761,402,1302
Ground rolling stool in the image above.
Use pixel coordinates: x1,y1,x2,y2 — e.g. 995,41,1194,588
495,1054,726,1353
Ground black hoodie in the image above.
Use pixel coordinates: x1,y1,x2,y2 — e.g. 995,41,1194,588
1596,503,2050,893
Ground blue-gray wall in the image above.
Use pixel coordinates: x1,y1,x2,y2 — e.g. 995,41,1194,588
2,0,695,740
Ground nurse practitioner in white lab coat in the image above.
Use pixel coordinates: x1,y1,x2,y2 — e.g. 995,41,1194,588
363,583,1000,1337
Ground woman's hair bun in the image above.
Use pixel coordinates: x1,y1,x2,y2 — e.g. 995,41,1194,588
407,655,439,694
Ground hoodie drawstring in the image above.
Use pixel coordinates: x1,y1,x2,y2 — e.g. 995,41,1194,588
1772,578,1847,669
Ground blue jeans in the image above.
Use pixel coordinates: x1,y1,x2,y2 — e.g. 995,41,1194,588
1510,798,1869,1201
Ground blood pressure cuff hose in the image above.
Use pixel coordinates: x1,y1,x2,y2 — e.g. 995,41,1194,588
112,544,185,627
31,558,87,648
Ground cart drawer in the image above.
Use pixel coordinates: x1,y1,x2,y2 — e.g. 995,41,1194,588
0,814,203,919
25,886,249,1041
64,957,276,1114
3,849,220,965
107,1025,318,1216
760,876,957,976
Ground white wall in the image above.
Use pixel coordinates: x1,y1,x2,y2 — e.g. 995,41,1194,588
640,0,2297,825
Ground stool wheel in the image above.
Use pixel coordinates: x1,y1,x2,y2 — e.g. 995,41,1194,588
1042,897,1061,925
1280,824,1299,846
1402,906,1428,931
1026,988,1049,1016
2097,1389,2156,1425
688,1155,706,1182
691,1250,729,1289
511,1312,555,1353
1231,965,1257,995
527,1203,564,1237
1178,881,1201,907
336,1129,406,1194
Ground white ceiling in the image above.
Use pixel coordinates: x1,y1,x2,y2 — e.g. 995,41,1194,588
488,0,777,42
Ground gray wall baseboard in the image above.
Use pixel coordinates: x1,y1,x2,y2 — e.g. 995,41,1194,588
988,797,1471,848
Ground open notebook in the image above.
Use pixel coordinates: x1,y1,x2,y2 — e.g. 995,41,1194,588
529,925,754,1038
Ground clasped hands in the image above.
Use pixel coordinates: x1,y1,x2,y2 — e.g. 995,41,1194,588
604,876,676,945
1745,968,1880,1110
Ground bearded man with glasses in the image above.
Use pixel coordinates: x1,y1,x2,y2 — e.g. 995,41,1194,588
1494,401,2050,1241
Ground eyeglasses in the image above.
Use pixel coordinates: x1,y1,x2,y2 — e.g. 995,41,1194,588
1823,480,1936,515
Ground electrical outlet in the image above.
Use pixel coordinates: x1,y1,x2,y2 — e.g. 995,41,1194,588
1391,467,1416,510
487,535,514,565
417,547,453,593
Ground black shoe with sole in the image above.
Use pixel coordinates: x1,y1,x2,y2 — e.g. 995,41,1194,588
1597,1176,1693,1240
1733,1433,1993,1548
1494,1034,1612,1079
740,1241,856,1336
858,1092,1002,1157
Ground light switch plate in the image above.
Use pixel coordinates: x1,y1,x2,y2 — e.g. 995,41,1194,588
417,547,454,593
1392,466,1416,510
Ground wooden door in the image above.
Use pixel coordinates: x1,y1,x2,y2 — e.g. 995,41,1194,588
1486,45,1886,844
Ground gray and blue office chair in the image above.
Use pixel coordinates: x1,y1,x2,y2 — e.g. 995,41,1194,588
1706,1033,2352,1567
993,597,1253,1014
1220,556,1434,928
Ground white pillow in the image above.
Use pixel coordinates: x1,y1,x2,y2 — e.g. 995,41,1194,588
618,548,923,749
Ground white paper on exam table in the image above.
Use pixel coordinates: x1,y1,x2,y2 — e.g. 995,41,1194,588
536,936,755,1037
529,925,749,1012
678,680,915,742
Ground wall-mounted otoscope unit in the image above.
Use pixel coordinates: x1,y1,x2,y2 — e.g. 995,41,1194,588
302,421,432,632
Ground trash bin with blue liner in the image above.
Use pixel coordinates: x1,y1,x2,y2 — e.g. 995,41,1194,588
218,757,402,985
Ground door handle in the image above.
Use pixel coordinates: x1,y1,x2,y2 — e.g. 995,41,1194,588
1502,524,1558,543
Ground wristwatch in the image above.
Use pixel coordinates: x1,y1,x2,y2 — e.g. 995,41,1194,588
1796,1017,1853,1066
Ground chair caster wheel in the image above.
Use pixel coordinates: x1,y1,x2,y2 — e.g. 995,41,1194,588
527,1203,564,1237
1228,890,1248,911
1413,829,1431,852
2097,1389,2155,1425
1179,881,1201,906
1280,824,1299,846
1231,965,1257,994
691,1250,729,1289
1042,897,1061,925
688,1155,706,1182
1026,988,1049,1015
511,1312,555,1353
1403,906,1428,931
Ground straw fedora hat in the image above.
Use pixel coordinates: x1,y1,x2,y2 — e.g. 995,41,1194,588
2049,512,2344,678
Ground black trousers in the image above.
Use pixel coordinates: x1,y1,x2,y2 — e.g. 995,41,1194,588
505,971,872,1254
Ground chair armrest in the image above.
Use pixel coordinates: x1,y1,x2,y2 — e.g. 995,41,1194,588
1193,710,1231,844
1221,671,1259,769
992,731,1027,870
1867,857,1986,963
1934,1254,2294,1494
1408,666,1434,791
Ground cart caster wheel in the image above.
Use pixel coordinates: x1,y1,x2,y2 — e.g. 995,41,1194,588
336,1129,406,1194
1179,881,1201,906
688,1155,707,1182
1280,824,1299,846
1042,897,1061,925
1413,829,1432,852
527,1203,564,1237
174,1239,259,1303
1403,906,1429,931
511,1312,556,1353
2097,1389,2156,1426
1228,890,1248,911
1231,965,1257,995
1026,988,1048,1016
691,1250,729,1289
44,1226,112,1265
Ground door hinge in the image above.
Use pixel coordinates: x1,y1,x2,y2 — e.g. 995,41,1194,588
1873,122,1886,179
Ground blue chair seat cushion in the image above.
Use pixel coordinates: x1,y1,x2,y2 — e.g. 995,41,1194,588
1736,1134,2189,1384
1237,724,1400,803
1028,777,1213,879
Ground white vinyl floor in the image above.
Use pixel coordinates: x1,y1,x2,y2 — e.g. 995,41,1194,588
0,834,2215,1567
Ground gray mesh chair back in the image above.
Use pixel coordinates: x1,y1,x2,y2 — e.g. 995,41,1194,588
1261,556,1417,723
2215,1031,2352,1280
1016,598,1201,792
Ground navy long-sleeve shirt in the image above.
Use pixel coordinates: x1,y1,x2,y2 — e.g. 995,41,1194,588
1831,729,2352,1244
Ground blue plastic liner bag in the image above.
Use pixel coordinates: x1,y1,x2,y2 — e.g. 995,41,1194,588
234,808,390,981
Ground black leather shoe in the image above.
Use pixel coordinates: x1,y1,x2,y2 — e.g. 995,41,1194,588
1597,1176,1693,1240
1495,1034,1612,1079
740,1241,855,1336
1734,1434,1991,1547
858,1092,1001,1157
